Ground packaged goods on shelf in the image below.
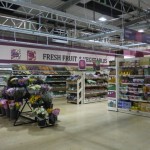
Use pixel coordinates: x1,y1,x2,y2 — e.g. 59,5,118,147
108,77,116,83
66,74,83,104
84,72,108,104
109,61,115,66
118,57,150,116
107,60,117,111
118,100,131,109
108,100,116,108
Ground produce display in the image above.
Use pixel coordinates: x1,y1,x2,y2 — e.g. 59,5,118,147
12,64,72,97
84,72,108,103
0,75,60,127
12,64,71,75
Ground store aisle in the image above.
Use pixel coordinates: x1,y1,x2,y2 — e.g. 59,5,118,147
0,99,150,150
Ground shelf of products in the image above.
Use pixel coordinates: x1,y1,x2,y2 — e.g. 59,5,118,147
12,64,71,75
12,64,71,97
0,64,12,97
66,74,84,104
107,60,118,111
118,57,150,116
45,75,69,97
84,72,108,104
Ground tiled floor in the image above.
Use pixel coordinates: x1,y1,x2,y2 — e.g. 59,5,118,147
0,99,150,150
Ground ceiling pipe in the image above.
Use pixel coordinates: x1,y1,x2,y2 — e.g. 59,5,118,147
80,30,122,40
119,12,150,27
124,43,147,47
129,23,150,30
56,0,81,11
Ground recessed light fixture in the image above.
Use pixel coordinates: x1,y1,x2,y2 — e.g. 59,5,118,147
98,17,107,22
138,29,144,33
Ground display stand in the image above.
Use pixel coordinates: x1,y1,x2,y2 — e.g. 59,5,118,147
0,64,61,128
66,73,84,104
107,60,118,111
117,57,150,117
14,99,56,127
0,64,12,91
84,72,108,104
14,99,36,126
45,74,70,97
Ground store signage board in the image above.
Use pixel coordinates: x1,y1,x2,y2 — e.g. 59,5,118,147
78,59,86,70
0,45,114,66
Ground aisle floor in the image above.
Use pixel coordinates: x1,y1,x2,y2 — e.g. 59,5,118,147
0,99,150,150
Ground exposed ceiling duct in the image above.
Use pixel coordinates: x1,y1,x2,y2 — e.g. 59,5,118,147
80,30,122,40
120,12,150,27
56,0,81,11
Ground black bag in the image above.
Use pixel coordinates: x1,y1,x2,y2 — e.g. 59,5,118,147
49,113,56,125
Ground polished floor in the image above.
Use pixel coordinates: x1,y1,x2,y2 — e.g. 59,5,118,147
0,99,150,150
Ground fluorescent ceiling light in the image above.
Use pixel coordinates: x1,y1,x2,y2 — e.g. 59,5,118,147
98,17,107,22
124,55,135,59
138,29,144,33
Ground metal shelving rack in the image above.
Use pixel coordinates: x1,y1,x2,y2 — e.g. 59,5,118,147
117,57,150,117
83,72,108,104
0,64,12,92
66,73,84,104
12,64,72,98
45,75,70,98
107,60,118,111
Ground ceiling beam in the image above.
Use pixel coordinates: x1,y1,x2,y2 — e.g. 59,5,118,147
122,12,150,27
0,0,119,31
56,0,81,11
81,30,122,40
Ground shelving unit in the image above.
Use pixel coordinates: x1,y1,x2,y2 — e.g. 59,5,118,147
11,64,71,97
66,74,84,104
117,57,150,116
107,60,118,111
84,72,108,104
45,75,70,97
0,64,12,96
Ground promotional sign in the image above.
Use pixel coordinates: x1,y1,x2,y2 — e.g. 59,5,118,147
124,28,150,44
0,44,114,66
78,60,86,70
